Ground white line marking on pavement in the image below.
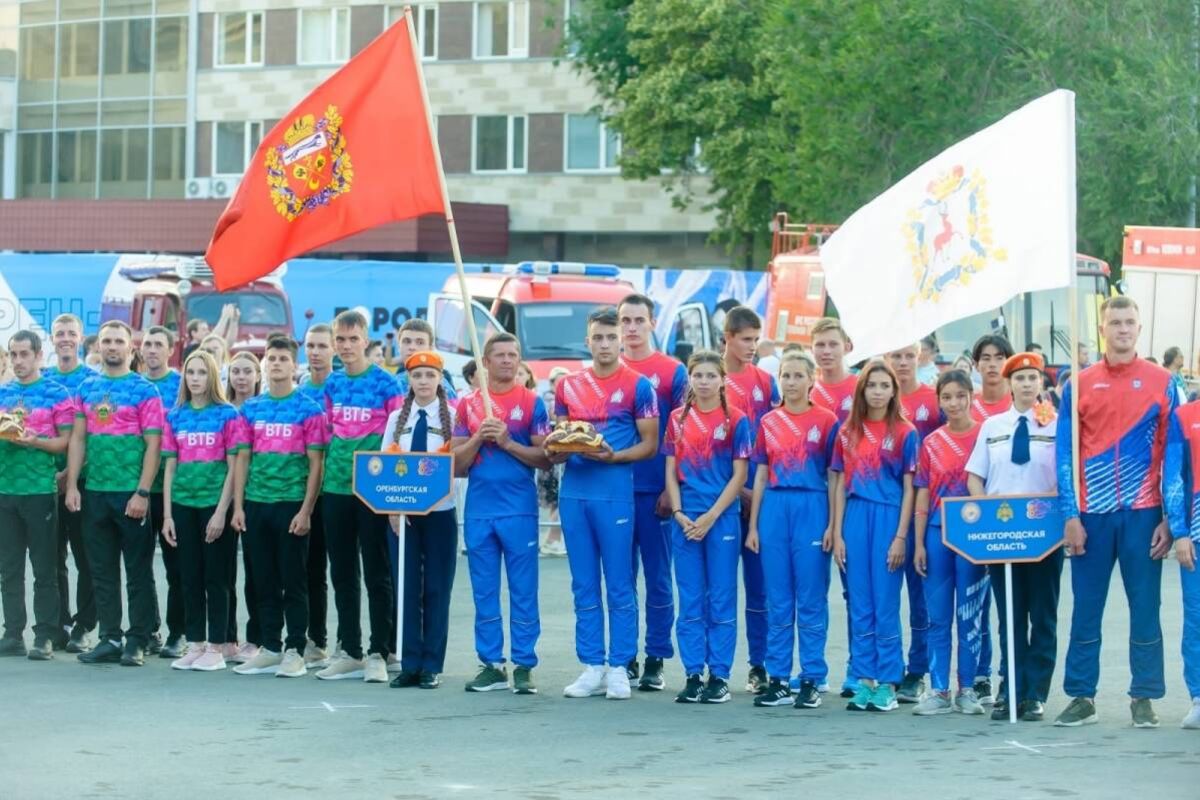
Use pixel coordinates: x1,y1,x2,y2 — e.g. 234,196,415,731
981,740,1085,754
288,702,375,713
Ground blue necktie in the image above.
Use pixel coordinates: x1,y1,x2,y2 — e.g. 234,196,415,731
1011,415,1030,465
411,408,429,453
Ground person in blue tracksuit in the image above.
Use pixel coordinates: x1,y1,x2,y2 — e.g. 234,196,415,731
1161,396,1200,729
451,333,551,695
551,307,659,701
911,369,987,716
664,350,753,705
619,293,688,691
746,351,839,709
831,359,919,713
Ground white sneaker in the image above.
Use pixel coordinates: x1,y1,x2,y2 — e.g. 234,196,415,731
364,653,389,683
605,666,631,700
540,538,567,557
316,650,365,681
303,641,330,670
563,665,608,698
1183,698,1200,730
276,648,307,678
233,649,282,675
912,691,953,716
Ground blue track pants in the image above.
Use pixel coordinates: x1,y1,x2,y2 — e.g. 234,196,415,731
560,497,637,667
843,498,904,685
922,524,987,691
465,515,540,668
672,512,741,679
632,492,674,659
759,489,831,683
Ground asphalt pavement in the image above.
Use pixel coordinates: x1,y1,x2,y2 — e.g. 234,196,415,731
1,546,1196,799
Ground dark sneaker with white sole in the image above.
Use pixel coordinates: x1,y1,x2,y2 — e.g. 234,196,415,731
676,674,704,703
1054,697,1097,727
638,656,665,691
1131,698,1159,729
753,678,792,707
745,665,768,694
795,680,822,709
626,658,640,682
896,673,924,703
465,663,509,692
512,666,537,695
700,676,731,704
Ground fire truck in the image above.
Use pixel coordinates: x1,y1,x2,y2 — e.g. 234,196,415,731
114,257,294,366
428,261,716,391
763,212,1111,364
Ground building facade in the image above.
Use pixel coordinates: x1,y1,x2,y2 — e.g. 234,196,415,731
0,0,727,267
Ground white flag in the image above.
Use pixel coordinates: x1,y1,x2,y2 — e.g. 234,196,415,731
821,89,1076,359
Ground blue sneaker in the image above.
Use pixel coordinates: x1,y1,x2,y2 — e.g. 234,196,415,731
846,681,872,711
868,683,898,712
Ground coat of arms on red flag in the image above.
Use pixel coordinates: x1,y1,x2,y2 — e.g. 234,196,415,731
266,106,355,222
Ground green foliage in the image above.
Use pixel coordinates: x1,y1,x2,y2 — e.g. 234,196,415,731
567,0,1200,268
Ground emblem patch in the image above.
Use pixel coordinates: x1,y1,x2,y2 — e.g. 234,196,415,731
266,105,354,221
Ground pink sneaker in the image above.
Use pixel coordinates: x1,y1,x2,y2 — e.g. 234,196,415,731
171,643,206,671
230,643,258,664
220,642,241,661
192,645,227,672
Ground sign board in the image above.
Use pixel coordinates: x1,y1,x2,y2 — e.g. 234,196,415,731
352,452,454,515
940,494,1064,565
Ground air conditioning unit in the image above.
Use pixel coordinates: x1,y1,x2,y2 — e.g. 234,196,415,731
211,177,240,199
185,177,211,199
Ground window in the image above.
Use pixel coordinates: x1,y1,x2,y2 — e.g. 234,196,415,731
474,1,528,59
565,114,619,172
214,121,263,176
473,115,526,173
298,7,350,65
18,132,53,198
386,4,437,59
98,127,150,198
58,23,100,79
216,11,263,67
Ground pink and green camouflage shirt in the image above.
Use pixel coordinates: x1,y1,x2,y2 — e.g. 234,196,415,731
163,402,247,508
322,365,401,495
241,391,329,504
0,377,76,495
76,372,164,493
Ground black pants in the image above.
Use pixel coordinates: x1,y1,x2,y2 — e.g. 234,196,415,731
398,509,458,674
990,549,1064,705
175,503,236,644
148,493,184,642
56,492,95,632
82,491,156,647
226,527,260,645
307,497,328,650
323,493,393,659
245,501,310,653
0,493,61,642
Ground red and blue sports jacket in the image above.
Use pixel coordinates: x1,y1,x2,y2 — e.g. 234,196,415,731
1164,400,1200,541
1057,356,1177,518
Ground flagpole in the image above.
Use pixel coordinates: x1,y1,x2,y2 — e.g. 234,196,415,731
403,5,493,416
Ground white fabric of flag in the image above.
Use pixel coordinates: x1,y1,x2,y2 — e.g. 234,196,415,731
821,89,1077,359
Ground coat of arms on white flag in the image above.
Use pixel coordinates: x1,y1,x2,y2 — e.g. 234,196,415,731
821,89,1077,359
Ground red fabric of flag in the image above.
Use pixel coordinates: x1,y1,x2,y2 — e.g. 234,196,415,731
205,18,443,290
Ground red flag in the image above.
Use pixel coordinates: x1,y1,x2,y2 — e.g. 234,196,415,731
205,17,444,290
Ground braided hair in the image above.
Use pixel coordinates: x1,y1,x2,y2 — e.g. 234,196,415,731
680,349,731,440
391,381,453,454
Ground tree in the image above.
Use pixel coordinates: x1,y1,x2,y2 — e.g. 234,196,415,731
568,0,1200,268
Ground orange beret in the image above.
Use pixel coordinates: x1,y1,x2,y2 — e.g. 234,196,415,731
1003,351,1045,377
405,350,444,373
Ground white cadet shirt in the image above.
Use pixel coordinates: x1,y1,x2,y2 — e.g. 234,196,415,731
965,405,1058,496
382,397,456,512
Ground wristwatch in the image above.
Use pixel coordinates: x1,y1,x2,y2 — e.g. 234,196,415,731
135,488,150,499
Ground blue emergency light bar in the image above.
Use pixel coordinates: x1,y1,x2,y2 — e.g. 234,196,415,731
515,261,621,278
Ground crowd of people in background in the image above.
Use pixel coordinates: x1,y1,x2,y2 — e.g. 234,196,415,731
1,294,1199,731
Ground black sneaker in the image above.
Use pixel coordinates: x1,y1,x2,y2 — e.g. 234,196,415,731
145,632,163,656
753,678,792,707
638,656,665,691
78,639,122,664
991,695,1011,721
159,636,187,660
974,677,994,706
794,679,822,709
50,629,70,651
419,671,441,689
897,672,924,703
675,673,704,703
626,658,640,682
0,637,26,657
389,669,421,688
1021,699,1045,722
700,676,731,704
745,665,768,694
26,638,53,661
120,642,145,667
